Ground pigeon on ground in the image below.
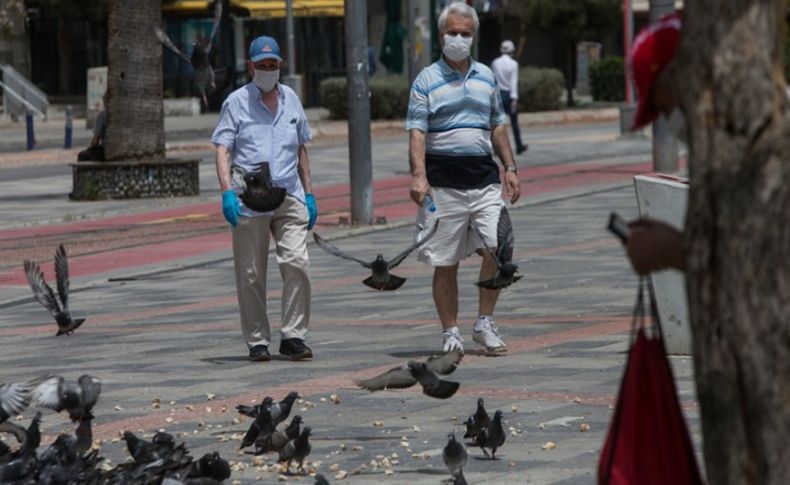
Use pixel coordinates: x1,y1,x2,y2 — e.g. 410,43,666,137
236,396,273,419
442,431,467,480
14,412,41,457
313,220,439,291
255,415,302,454
237,391,299,427
122,431,175,463
0,453,36,482
470,206,523,289
315,473,331,485
474,410,506,459
355,350,462,399
155,1,222,108
32,374,101,422
463,398,491,440
190,451,231,481
278,427,311,473
24,244,86,335
454,469,469,485
240,406,275,449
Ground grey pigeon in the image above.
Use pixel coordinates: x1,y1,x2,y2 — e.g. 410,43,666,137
470,206,523,289
255,415,302,454
24,244,86,335
241,406,274,449
122,430,174,463
356,350,462,399
190,451,231,481
0,378,41,424
237,392,299,427
313,220,439,291
32,374,102,422
278,426,311,473
454,469,468,485
474,410,506,459
155,1,222,108
236,396,273,419
315,473,331,485
463,398,491,440
442,431,467,479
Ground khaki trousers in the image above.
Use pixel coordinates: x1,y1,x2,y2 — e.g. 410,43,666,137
231,196,311,348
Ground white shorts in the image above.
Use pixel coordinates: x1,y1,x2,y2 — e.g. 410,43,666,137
415,184,504,266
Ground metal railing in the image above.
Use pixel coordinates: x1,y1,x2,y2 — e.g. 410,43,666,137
0,64,48,120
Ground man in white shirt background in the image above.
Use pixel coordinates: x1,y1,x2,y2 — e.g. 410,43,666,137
491,40,527,155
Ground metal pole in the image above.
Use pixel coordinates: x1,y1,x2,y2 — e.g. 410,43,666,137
286,0,296,77
649,0,678,172
25,111,34,151
64,106,73,149
623,0,634,104
407,0,417,85
345,0,373,224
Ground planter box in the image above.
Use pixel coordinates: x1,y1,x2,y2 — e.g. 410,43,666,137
69,159,199,200
163,97,201,117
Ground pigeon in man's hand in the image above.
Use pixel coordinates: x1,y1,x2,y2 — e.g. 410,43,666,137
356,350,462,399
475,410,506,459
470,206,523,289
155,1,222,108
313,220,439,291
442,431,467,480
24,245,86,335
32,375,101,422
463,398,491,440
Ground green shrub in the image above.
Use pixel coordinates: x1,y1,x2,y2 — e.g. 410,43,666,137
589,56,625,102
517,67,565,112
320,76,410,120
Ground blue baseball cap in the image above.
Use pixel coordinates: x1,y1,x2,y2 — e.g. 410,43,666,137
249,36,282,62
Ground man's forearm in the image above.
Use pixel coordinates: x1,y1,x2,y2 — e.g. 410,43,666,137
491,125,516,169
215,146,233,192
297,144,313,193
409,129,427,177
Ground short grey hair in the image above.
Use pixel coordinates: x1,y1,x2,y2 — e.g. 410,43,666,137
437,1,479,34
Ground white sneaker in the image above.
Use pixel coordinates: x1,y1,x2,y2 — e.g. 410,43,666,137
473,316,507,353
442,329,464,353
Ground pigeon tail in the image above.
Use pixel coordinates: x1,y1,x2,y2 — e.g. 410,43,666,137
363,274,406,291
474,274,523,290
55,318,85,336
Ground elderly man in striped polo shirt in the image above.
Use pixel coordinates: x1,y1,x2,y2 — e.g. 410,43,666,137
407,2,521,354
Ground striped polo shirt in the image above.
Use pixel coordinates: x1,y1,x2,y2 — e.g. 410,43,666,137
406,58,507,156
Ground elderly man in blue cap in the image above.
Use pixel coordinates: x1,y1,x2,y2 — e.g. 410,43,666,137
212,36,318,362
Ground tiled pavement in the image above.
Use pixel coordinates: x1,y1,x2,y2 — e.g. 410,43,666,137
0,184,702,484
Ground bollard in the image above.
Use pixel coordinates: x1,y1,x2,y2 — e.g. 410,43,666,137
64,106,73,149
25,111,35,151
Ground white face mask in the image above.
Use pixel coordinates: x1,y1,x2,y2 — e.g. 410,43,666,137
442,33,473,62
254,69,279,93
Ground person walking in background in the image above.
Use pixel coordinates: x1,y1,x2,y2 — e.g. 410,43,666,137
212,36,318,362
491,40,527,155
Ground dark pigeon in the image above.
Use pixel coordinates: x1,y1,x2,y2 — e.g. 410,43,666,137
470,206,523,289
278,426,311,474
475,410,506,459
454,469,469,485
313,220,439,291
24,244,86,335
315,473,331,485
236,396,273,419
356,350,462,399
155,1,222,108
463,398,491,440
240,406,275,449
32,374,101,422
122,431,172,463
237,392,299,427
190,451,231,481
255,415,302,455
442,431,467,480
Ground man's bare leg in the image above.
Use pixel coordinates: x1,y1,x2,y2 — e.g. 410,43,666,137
433,264,459,330
478,251,501,316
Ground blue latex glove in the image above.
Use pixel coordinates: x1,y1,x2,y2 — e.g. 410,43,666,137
305,193,318,230
222,189,240,227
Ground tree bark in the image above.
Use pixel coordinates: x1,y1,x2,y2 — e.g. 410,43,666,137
673,1,790,483
105,0,165,161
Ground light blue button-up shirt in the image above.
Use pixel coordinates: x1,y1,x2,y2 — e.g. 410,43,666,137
212,82,312,217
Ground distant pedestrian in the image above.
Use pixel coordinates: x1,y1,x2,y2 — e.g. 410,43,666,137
406,2,521,354
77,93,107,162
211,35,318,362
491,40,527,155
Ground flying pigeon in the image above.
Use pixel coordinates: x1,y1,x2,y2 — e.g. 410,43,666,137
155,1,222,108
31,375,101,422
463,398,491,440
313,220,439,291
24,245,85,336
475,410,506,459
355,350,462,399
0,378,41,425
442,431,468,480
470,206,523,289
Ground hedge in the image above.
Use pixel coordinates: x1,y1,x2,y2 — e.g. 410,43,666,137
589,56,625,102
320,65,565,119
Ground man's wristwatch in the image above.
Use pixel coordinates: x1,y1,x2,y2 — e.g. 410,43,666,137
505,165,518,174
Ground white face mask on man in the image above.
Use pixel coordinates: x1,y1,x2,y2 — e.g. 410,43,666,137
254,69,280,93
442,33,473,62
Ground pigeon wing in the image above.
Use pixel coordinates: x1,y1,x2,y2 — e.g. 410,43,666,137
204,0,223,54
387,220,440,269
356,365,417,391
313,233,372,268
24,260,61,316
469,219,502,269
54,245,70,312
155,27,192,63
496,206,515,264
0,380,37,416
78,375,102,409
31,376,64,411
424,349,463,376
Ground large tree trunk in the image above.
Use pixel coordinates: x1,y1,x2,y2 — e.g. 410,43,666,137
674,1,790,483
105,0,164,161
